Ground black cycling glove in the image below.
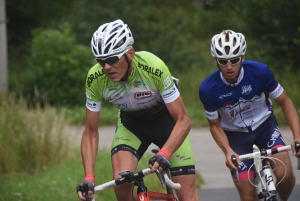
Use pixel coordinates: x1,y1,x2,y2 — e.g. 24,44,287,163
149,154,171,171
76,180,94,198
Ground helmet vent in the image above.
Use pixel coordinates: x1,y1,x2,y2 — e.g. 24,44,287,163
107,33,117,45
216,49,222,56
218,38,222,47
225,46,230,55
104,44,111,54
233,47,240,55
115,37,125,49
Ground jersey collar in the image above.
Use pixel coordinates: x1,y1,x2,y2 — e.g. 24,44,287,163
220,66,244,87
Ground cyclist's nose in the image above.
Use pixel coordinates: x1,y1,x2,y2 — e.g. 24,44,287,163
227,62,233,69
103,63,112,70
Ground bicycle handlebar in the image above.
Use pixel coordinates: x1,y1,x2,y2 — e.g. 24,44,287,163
238,145,292,161
238,142,300,170
231,141,300,182
94,168,181,193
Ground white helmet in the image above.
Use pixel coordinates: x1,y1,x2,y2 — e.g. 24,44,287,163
211,30,246,59
91,19,134,58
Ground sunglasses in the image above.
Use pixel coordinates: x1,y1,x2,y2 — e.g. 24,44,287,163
96,49,129,67
217,57,241,66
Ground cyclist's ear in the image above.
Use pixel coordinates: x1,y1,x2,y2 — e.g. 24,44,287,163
127,48,135,62
241,55,245,62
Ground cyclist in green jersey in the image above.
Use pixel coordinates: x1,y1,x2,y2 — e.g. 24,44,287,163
76,19,201,201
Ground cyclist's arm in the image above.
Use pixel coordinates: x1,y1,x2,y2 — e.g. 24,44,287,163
208,118,240,170
274,91,300,156
163,96,191,154
81,107,100,176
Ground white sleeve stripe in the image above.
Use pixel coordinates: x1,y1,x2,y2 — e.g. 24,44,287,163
269,84,283,99
205,110,218,119
86,100,102,112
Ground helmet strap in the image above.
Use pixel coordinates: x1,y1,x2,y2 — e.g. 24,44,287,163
120,53,131,82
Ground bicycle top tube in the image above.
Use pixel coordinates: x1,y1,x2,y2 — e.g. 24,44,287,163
94,168,181,193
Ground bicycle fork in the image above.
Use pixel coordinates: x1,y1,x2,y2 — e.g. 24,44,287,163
256,149,279,201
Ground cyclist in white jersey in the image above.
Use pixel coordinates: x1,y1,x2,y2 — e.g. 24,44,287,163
76,19,200,201
199,30,300,201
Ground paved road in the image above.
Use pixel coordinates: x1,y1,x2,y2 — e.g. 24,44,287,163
68,126,300,200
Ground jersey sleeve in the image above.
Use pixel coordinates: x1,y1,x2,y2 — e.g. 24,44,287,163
85,64,103,112
199,83,219,120
263,66,284,98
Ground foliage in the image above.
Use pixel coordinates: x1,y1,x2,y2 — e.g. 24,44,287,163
240,0,300,70
6,1,300,113
6,0,72,59
0,93,73,175
10,28,94,106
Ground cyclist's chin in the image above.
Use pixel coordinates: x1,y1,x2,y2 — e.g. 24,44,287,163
108,74,122,82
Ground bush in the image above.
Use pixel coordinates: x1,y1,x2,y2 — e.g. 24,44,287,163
10,28,95,106
0,93,73,175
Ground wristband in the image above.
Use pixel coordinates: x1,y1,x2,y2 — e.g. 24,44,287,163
84,174,95,183
158,148,171,160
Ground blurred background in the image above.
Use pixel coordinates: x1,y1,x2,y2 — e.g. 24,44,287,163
1,0,300,200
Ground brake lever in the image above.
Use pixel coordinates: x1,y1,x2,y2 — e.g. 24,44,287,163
295,141,300,170
155,169,166,188
231,155,239,182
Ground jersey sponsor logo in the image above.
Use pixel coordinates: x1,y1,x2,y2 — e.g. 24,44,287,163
170,169,182,175
163,77,172,89
270,84,283,98
137,97,156,105
222,100,235,108
108,85,118,91
115,137,130,142
87,69,105,87
238,161,248,171
86,100,97,108
241,85,252,95
219,92,233,99
161,87,176,99
267,127,281,147
106,94,123,102
113,102,127,109
174,155,191,162
137,62,163,78
86,89,92,99
229,105,251,118
134,80,142,88
205,111,218,119
134,91,152,100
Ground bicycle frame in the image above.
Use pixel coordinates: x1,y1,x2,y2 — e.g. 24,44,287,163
231,141,300,201
93,168,180,201
135,171,178,201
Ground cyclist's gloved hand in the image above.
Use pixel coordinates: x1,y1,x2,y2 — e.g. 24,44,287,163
149,148,171,171
76,174,95,201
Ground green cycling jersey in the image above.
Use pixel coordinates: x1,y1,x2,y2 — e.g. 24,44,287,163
85,51,179,119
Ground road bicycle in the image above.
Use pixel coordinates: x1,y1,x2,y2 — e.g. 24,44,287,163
231,141,300,201
92,148,180,201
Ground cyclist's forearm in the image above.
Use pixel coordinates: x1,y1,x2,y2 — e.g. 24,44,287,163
210,125,232,154
280,98,300,139
163,117,191,154
81,129,99,175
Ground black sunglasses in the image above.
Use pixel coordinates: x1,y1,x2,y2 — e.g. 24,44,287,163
217,57,241,66
96,49,129,67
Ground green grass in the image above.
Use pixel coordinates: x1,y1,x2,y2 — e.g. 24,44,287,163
0,150,203,200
